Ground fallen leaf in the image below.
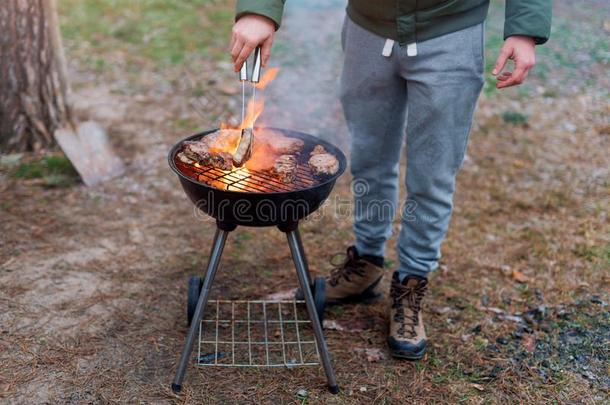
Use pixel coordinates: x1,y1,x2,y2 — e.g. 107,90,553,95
511,270,529,283
479,306,505,315
323,318,372,332
471,383,485,392
355,347,385,362
264,289,296,300
296,389,308,399
500,314,525,324
433,306,454,315
323,320,345,331
512,159,526,168
523,335,536,353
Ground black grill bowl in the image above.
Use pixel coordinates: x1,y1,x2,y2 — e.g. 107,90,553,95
168,128,346,227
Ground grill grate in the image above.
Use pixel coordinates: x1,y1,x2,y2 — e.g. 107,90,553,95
176,158,317,193
196,300,319,367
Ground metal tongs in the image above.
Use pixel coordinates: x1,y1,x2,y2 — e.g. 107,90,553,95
233,46,262,167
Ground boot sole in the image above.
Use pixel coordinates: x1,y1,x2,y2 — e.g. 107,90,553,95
325,276,383,306
389,347,426,361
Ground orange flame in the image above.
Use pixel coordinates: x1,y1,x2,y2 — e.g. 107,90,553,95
241,98,264,129
207,68,281,171
220,68,279,131
255,67,279,90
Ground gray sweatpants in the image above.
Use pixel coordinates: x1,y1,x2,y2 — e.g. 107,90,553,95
340,16,485,279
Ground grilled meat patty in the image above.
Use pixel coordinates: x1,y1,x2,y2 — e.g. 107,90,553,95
310,144,327,156
308,145,339,177
271,155,298,184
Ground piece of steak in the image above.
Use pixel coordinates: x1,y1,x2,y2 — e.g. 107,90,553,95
257,129,305,155
207,152,233,170
182,140,210,161
177,152,195,165
181,140,233,170
201,129,240,150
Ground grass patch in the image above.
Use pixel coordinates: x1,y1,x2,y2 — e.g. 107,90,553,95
501,111,528,126
573,243,610,264
11,155,79,187
59,0,234,66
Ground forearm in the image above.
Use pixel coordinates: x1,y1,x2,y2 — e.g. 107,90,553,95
504,0,552,44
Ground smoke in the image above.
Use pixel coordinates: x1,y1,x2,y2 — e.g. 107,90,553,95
257,0,348,149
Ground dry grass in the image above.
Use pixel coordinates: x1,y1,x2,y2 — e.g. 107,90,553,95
1,0,608,403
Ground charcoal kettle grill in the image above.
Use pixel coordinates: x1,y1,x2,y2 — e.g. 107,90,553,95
168,128,346,394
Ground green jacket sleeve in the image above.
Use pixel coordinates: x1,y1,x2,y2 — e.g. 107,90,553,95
504,0,552,44
235,0,286,30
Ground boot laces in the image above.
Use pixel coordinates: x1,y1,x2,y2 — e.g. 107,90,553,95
391,279,428,338
328,249,367,287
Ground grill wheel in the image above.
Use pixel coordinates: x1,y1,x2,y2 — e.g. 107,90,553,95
313,276,326,323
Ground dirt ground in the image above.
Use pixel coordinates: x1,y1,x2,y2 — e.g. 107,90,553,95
1,1,608,404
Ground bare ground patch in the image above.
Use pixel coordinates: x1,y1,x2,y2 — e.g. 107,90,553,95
1,0,609,403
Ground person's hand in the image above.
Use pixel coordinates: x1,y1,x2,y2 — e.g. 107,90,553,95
230,14,275,72
492,36,537,89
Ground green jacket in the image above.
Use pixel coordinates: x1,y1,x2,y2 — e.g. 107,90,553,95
236,0,551,45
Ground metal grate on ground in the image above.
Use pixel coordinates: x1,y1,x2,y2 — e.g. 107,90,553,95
196,300,320,367
175,159,316,193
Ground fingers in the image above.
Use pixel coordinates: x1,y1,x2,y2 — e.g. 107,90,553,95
231,37,244,62
492,46,512,76
496,72,512,81
260,36,273,67
229,30,236,52
234,42,256,72
496,69,527,89
231,38,250,72
496,58,535,88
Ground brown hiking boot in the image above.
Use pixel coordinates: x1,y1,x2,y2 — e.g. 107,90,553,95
387,272,428,360
296,246,383,305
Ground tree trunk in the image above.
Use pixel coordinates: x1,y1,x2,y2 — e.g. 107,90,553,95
0,0,71,153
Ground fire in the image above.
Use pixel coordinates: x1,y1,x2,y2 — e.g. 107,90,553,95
220,67,279,131
199,67,281,173
244,140,278,172
255,67,279,90
241,98,265,130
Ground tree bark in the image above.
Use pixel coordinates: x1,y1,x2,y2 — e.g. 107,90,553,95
0,0,70,153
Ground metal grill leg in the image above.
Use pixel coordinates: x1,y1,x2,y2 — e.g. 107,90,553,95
293,228,313,286
286,231,339,394
172,228,230,393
